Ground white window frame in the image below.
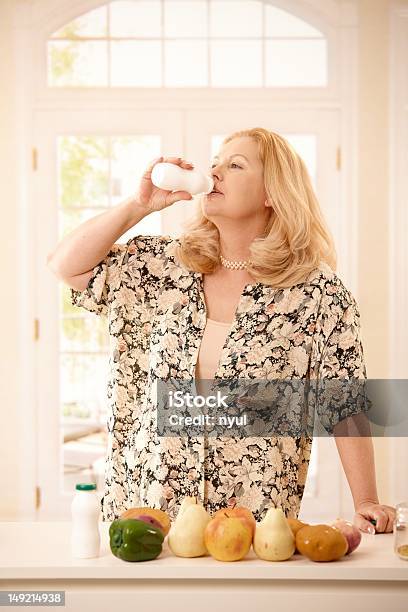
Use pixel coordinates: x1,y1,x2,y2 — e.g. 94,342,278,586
32,0,341,104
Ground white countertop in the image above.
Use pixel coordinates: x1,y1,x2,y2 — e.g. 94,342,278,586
1,521,407,581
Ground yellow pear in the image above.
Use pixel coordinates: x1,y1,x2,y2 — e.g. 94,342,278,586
168,497,211,558
253,507,295,561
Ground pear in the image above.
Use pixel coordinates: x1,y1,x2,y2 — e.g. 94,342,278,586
168,497,212,558
253,507,295,561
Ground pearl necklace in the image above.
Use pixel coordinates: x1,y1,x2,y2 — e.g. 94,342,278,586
220,254,251,270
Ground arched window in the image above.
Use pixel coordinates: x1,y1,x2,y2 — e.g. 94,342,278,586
48,0,328,88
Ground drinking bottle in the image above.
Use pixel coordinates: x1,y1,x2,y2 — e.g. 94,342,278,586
71,483,101,559
151,162,214,195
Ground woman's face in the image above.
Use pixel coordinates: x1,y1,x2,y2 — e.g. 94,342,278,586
203,136,270,221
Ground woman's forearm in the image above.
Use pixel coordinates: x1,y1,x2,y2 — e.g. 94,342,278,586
47,195,148,280
334,428,379,509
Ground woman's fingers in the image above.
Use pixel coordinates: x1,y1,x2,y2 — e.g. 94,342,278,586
141,156,163,180
142,157,193,182
157,156,194,169
139,156,195,208
166,191,193,205
148,156,163,168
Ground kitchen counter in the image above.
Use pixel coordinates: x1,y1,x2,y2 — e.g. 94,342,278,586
1,521,407,611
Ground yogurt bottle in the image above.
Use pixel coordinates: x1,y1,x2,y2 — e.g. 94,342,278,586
151,161,214,195
71,483,101,559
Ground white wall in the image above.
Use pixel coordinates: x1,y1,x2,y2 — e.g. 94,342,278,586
0,0,21,520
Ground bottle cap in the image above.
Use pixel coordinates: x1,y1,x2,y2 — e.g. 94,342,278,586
75,483,96,491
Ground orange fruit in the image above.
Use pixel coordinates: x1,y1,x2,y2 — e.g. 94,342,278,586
120,507,171,536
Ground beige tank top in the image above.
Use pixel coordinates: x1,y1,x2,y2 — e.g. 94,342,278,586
195,318,231,396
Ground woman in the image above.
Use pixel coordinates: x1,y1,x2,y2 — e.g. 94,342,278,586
48,127,395,533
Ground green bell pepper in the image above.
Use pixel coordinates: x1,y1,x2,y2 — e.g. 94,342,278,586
109,518,164,562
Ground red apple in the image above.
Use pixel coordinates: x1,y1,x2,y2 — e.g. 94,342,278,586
213,503,256,539
119,507,171,536
331,518,362,554
204,514,252,561
132,514,164,532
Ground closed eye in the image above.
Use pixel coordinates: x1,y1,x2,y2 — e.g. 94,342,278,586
211,163,241,169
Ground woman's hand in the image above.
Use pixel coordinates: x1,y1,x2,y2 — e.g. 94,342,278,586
353,501,396,534
136,156,195,213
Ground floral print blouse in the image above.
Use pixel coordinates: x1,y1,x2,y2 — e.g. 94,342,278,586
71,234,369,523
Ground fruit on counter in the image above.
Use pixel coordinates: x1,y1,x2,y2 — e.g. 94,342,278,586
130,514,164,532
287,517,309,537
119,507,171,537
212,503,256,539
168,496,212,558
204,512,252,561
331,518,362,555
109,518,164,562
253,508,295,561
296,524,348,562
287,518,309,553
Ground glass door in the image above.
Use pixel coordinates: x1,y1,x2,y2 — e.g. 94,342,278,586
35,109,184,518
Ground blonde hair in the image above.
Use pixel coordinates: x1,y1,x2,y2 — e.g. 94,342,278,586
173,127,337,288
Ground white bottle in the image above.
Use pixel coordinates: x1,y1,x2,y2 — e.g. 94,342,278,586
71,483,101,559
151,162,214,195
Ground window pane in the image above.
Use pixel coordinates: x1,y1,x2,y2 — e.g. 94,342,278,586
164,0,207,38
111,41,161,86
210,0,263,37
48,41,108,86
111,136,161,206
47,2,330,90
110,0,161,38
211,40,262,86
118,212,162,243
265,40,327,87
165,41,207,86
283,134,317,189
60,317,109,352
210,135,228,169
203,134,227,174
60,179,162,236
265,6,323,38
58,136,109,208
59,208,108,240
51,6,108,38
63,428,107,495
61,285,83,316
60,354,109,421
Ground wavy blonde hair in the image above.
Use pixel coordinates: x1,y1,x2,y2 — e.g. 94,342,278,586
173,127,337,288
